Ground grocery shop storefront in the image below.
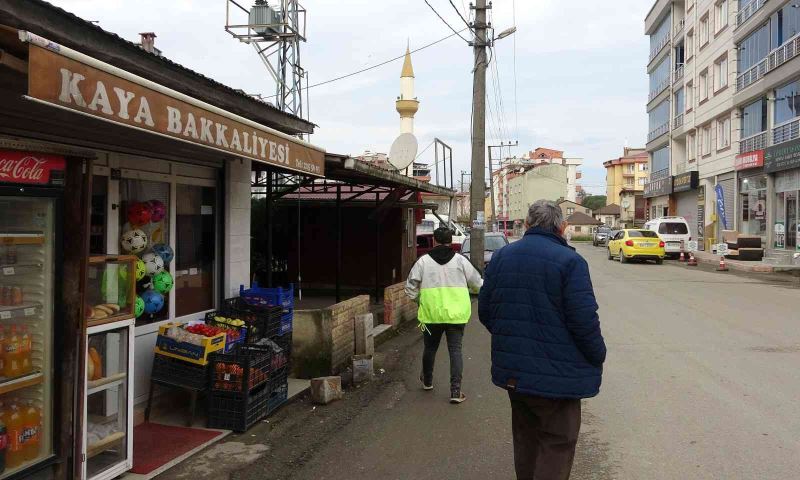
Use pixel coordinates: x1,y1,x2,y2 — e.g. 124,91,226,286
643,176,673,221
765,139,800,251
735,151,767,243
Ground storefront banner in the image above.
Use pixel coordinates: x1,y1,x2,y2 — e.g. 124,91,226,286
775,222,785,249
715,184,728,230
25,42,325,177
764,137,800,173
735,150,764,171
643,177,673,198
0,150,65,185
673,171,699,193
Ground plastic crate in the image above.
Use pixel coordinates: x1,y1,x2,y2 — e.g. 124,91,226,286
207,383,270,432
209,345,272,394
205,312,254,346
266,380,288,416
239,283,294,310
280,310,293,335
250,334,291,371
154,323,226,366
150,353,208,391
221,298,283,340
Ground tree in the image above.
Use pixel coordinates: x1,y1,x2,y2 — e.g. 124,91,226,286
582,195,607,212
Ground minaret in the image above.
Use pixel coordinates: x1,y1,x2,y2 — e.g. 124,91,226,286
396,46,419,134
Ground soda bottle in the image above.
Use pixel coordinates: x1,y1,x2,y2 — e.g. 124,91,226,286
0,327,6,378
5,403,23,469
3,327,20,379
18,328,30,375
22,401,39,462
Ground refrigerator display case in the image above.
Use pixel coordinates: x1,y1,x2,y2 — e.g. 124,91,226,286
0,194,58,479
85,256,138,327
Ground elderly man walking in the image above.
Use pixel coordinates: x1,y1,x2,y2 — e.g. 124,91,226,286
479,200,606,480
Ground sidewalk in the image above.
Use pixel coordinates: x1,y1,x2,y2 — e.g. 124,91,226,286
690,250,800,275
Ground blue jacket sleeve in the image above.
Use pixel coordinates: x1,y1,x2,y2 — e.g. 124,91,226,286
478,251,497,332
562,255,606,367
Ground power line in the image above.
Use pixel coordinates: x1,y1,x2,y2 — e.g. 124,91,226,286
449,0,473,31
415,140,435,160
512,0,519,146
424,0,470,43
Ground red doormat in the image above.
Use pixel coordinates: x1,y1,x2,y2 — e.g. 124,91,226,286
131,422,224,475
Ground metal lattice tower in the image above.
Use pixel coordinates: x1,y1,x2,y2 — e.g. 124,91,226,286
225,0,307,119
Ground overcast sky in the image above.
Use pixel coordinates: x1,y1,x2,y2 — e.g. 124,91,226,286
50,0,651,195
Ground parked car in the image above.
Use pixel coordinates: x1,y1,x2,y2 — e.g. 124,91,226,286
593,226,613,246
460,232,509,266
416,233,462,258
607,229,666,264
644,217,691,257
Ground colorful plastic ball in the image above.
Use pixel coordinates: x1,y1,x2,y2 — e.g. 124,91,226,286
135,259,147,281
127,202,152,226
134,296,145,317
152,271,174,294
148,200,167,223
141,290,164,314
141,253,165,275
151,243,174,264
120,229,148,254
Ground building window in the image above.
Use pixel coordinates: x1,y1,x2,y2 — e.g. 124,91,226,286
775,79,800,126
717,116,731,149
699,14,710,46
686,81,694,110
638,163,649,171
567,207,575,215
688,132,697,160
686,30,695,59
674,88,685,115
742,97,768,138
651,146,670,177
626,164,635,174
699,70,709,101
574,226,582,233
715,0,728,32
738,24,770,73
714,56,728,90
638,177,647,186
701,125,712,155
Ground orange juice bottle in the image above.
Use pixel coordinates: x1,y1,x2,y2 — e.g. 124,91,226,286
2,327,20,379
18,327,30,375
5,402,24,469
22,400,39,462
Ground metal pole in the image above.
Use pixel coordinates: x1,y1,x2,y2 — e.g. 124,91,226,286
374,194,380,303
470,0,489,272
336,185,342,303
448,144,454,190
266,171,274,287
435,141,439,186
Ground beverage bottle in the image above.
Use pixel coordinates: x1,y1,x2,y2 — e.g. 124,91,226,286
10,288,22,307
0,401,7,474
22,401,39,462
5,246,16,266
5,403,23,469
19,328,30,375
0,327,6,378
0,286,7,306
3,327,20,379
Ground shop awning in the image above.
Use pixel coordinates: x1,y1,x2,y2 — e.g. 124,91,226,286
323,154,456,197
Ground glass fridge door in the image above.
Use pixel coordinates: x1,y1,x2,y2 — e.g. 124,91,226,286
0,196,56,478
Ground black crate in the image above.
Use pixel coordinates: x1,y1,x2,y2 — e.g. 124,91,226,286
207,383,270,432
204,311,256,344
249,334,291,372
221,298,283,340
209,345,272,394
150,353,208,391
266,381,288,416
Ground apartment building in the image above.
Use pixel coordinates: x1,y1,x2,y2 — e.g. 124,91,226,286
604,147,649,225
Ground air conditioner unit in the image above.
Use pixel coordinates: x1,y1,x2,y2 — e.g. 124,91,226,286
249,3,282,36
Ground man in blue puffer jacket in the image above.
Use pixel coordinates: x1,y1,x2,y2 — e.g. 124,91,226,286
479,199,606,480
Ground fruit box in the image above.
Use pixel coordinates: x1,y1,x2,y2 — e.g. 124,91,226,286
154,323,226,365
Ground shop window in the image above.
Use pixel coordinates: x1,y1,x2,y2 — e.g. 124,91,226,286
175,185,217,318
90,175,108,255
740,176,767,237
119,179,171,325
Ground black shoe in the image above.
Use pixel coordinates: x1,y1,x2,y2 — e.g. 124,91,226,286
450,388,466,404
420,374,433,391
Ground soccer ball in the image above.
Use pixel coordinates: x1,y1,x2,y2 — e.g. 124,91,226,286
127,202,152,226
149,200,167,222
141,253,164,275
120,229,148,254
134,296,145,317
151,243,174,264
141,289,164,314
152,271,174,294
135,259,147,281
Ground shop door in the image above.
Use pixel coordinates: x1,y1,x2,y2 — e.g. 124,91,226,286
787,193,797,250
676,192,698,240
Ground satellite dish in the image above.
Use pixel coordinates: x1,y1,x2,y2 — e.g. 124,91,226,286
388,133,418,170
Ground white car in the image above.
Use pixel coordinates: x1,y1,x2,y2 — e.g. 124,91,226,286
644,217,691,257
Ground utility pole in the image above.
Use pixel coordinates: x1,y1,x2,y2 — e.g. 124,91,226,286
469,0,489,272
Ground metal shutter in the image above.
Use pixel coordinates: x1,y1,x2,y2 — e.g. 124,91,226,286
676,192,698,239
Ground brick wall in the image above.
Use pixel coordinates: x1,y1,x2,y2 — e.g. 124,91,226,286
328,295,370,373
383,282,418,327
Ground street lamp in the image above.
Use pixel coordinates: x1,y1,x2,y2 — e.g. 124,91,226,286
495,26,517,41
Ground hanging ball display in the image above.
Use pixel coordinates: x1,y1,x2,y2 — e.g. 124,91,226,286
120,229,148,254
152,271,174,294
141,290,164,314
127,202,153,226
151,243,174,264
134,295,145,317
135,259,147,281
148,200,167,223
141,252,165,275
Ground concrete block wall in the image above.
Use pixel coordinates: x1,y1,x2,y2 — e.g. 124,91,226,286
329,295,370,373
384,282,418,327
224,157,252,298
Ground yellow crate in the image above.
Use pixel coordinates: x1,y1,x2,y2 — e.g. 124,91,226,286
154,323,226,366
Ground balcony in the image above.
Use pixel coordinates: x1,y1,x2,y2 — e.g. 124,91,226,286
737,32,800,92
673,113,684,129
736,58,768,91
736,0,766,29
674,19,685,40
648,77,670,102
673,64,684,85
649,34,670,63
739,131,768,154
648,122,670,143
773,118,800,146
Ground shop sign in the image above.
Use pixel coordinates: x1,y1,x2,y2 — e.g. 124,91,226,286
673,171,699,193
764,137,800,174
697,186,705,250
0,150,65,185
735,150,764,171
643,177,673,198
26,44,325,177
715,184,728,230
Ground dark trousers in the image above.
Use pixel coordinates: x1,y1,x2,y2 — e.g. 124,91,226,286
508,392,582,480
421,323,464,389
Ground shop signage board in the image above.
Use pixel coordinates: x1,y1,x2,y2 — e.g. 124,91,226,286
764,137,800,173
735,150,765,171
0,150,65,185
687,240,698,252
643,177,673,198
715,184,728,229
25,42,325,177
697,186,705,250
673,171,699,193
716,243,729,256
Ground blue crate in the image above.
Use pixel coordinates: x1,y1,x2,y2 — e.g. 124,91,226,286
266,380,288,416
239,283,294,310
280,310,293,335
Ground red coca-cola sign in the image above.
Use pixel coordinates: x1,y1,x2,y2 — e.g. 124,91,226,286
0,150,65,185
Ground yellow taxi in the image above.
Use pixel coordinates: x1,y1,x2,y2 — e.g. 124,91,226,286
607,229,666,264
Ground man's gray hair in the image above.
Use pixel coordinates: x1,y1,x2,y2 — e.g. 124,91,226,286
525,200,564,232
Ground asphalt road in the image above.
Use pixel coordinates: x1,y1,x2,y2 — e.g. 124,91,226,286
290,243,800,480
